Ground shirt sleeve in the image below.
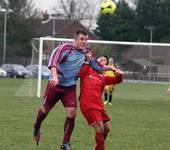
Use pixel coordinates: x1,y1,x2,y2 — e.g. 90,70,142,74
79,64,90,78
105,74,123,85
48,44,71,69
84,47,103,73
89,54,104,73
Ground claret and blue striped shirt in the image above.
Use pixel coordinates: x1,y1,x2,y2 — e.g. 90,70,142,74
48,43,103,87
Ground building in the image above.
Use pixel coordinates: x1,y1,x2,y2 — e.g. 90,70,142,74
40,11,96,39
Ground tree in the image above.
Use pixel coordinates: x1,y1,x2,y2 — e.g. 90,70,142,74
53,0,102,30
1,0,41,64
95,0,170,43
158,0,170,42
0,0,6,7
135,0,170,42
135,0,162,42
94,0,138,61
95,0,137,42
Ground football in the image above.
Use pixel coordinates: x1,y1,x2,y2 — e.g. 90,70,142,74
100,0,117,16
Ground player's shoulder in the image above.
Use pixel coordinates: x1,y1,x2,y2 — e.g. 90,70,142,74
56,42,74,54
61,42,74,49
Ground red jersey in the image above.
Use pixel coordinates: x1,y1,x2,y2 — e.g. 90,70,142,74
79,64,123,111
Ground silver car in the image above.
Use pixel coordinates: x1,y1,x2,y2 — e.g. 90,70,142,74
0,67,7,77
1,64,32,78
26,64,50,79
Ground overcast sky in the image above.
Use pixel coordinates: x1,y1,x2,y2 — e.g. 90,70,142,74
33,0,56,12
32,0,135,13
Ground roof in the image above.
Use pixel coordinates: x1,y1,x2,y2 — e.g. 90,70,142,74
122,59,157,67
40,19,96,39
133,59,152,67
123,45,170,65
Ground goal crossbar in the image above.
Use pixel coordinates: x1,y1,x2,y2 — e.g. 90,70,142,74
37,37,170,97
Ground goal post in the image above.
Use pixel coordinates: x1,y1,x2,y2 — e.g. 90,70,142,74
32,37,170,97
37,38,43,97
37,37,74,97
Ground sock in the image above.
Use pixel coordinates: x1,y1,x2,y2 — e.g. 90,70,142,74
95,132,105,150
109,94,112,103
63,117,75,144
34,109,48,130
104,92,108,101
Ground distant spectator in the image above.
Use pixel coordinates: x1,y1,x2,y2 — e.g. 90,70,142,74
104,57,116,105
167,85,170,94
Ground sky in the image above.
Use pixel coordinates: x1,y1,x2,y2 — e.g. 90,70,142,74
33,0,57,12
33,0,135,12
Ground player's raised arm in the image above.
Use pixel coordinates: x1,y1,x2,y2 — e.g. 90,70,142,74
105,68,124,85
79,51,92,78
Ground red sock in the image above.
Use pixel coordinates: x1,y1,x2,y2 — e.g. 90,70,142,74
95,132,105,150
63,117,75,144
34,109,48,129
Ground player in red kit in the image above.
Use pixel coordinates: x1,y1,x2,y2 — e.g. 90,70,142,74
79,55,124,150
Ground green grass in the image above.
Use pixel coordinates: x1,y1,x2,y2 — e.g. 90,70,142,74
0,78,170,150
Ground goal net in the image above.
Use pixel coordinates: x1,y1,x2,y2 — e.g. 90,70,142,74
29,37,170,97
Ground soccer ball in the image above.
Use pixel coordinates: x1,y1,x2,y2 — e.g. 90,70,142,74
100,0,117,16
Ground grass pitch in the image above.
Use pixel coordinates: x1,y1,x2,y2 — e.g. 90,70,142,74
0,78,170,150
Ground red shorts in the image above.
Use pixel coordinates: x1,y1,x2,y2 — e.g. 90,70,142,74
43,81,77,110
81,109,110,126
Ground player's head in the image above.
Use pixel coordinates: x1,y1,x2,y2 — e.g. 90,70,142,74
74,30,88,50
97,55,108,66
108,57,114,64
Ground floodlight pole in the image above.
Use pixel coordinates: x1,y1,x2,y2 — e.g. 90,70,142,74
41,13,57,49
144,26,155,81
0,8,7,64
52,18,56,38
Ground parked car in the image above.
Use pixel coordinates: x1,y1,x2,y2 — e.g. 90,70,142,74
0,67,7,77
25,64,50,79
1,64,32,78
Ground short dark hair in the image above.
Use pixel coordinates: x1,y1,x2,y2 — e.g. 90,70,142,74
75,30,88,37
102,55,109,65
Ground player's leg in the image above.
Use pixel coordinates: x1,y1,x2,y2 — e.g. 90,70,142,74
33,106,48,144
108,85,114,105
104,86,109,105
60,107,76,150
93,120,105,150
92,122,110,150
60,85,77,150
33,81,63,144
103,121,110,140
80,108,110,150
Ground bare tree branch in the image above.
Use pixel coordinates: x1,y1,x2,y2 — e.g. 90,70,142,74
52,0,102,31
60,0,70,18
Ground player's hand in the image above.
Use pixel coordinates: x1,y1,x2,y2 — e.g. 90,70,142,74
85,51,92,63
49,77,59,87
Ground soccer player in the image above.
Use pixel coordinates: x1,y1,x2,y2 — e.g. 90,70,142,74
33,30,114,150
104,57,116,105
79,55,124,150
